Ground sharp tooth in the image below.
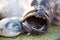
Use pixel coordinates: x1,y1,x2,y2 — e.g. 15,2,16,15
38,25,44,31
31,27,37,30
36,15,39,17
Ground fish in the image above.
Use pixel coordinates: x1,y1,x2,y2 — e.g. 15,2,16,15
22,0,56,35
0,17,23,37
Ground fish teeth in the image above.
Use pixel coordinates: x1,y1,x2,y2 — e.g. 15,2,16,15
36,15,39,17
35,15,46,19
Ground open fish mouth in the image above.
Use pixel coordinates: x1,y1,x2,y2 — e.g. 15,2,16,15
22,9,49,34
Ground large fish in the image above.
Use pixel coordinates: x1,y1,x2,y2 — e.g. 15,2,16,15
22,0,57,35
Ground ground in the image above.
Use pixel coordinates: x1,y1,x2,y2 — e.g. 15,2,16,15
0,25,60,40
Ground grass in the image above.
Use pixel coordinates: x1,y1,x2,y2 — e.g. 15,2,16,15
0,26,60,40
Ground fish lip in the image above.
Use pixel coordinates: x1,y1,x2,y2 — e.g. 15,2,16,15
22,9,47,22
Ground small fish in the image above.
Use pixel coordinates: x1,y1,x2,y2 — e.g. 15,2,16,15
0,17,23,37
